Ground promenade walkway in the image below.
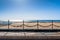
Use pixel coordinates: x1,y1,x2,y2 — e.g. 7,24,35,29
0,32,60,39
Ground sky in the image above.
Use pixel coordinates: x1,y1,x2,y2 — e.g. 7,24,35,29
0,0,60,21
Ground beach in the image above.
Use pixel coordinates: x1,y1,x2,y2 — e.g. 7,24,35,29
0,22,60,29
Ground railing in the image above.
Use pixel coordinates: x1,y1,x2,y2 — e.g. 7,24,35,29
0,20,60,30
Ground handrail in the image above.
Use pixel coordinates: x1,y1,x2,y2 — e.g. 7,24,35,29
0,20,60,30
24,24,37,27
11,24,52,27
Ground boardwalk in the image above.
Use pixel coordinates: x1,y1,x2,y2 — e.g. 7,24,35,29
0,32,60,40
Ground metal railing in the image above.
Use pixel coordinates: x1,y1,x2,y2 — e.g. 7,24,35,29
0,20,60,29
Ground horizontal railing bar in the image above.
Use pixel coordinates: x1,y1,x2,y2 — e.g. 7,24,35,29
0,29,60,32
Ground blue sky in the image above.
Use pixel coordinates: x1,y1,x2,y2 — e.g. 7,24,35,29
0,0,60,20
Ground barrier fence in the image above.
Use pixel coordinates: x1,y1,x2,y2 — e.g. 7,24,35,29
0,20,60,30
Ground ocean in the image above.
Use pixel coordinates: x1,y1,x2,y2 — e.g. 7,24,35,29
24,20,60,22
0,20,60,25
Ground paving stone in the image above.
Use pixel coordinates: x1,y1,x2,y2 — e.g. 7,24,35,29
0,32,60,37
25,32,46,36
5,32,25,36
44,32,60,36
0,32,7,36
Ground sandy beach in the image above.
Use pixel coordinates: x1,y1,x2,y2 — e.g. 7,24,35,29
0,22,60,29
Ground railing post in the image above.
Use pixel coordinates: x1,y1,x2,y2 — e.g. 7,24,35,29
23,20,26,37
37,20,39,29
8,20,9,29
52,20,53,30
23,20,24,30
